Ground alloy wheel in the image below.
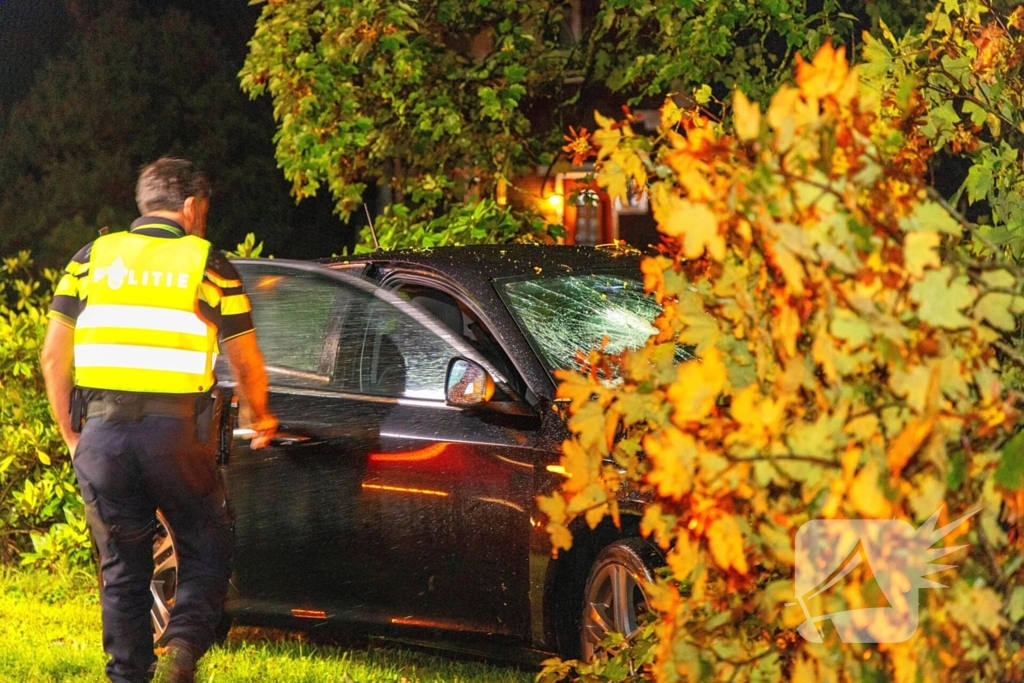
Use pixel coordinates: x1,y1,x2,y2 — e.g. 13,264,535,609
151,510,177,643
580,541,652,661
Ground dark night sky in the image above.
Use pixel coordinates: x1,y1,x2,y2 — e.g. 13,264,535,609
0,0,74,115
0,0,260,114
0,0,360,260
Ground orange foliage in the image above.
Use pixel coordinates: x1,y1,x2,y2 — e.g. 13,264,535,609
541,3,1024,680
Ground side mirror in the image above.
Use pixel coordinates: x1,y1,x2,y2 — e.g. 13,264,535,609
445,357,495,407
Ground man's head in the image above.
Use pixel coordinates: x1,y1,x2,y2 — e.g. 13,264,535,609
136,157,210,237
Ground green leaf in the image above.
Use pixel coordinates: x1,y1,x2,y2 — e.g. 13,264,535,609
981,270,1016,289
831,310,872,348
948,450,967,490
965,163,995,205
860,33,893,78
900,201,960,234
694,84,712,105
1009,586,1024,623
996,430,1024,491
752,653,782,683
962,100,989,128
974,293,1018,331
703,611,732,632
909,267,976,329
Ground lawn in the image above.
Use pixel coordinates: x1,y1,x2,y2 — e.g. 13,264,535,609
0,567,536,683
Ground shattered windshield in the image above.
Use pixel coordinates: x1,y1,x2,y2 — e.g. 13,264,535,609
500,272,692,375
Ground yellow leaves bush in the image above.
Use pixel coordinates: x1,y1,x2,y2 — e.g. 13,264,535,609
666,348,726,425
540,3,1024,680
706,515,749,575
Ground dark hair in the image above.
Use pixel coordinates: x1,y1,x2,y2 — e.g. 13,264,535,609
135,157,210,214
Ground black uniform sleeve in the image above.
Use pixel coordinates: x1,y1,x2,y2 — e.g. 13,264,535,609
199,249,256,342
47,243,94,327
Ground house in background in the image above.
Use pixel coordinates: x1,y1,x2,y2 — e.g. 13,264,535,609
465,0,664,251
506,104,663,251
508,161,659,250
502,0,663,250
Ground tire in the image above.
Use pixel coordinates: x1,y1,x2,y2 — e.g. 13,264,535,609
151,510,178,644
150,511,233,646
579,538,657,662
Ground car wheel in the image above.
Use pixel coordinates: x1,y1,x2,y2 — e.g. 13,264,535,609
580,538,656,662
151,509,178,644
150,510,233,645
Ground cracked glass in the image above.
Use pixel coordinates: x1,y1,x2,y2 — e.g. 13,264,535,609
501,272,693,374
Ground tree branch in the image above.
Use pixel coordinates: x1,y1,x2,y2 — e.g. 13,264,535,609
994,339,1024,370
979,0,1010,33
922,81,1017,130
727,453,841,469
974,513,1006,589
927,186,1024,280
715,644,777,674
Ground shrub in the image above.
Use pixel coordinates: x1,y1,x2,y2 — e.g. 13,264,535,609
353,198,561,252
542,3,1024,680
1,231,276,569
0,252,87,569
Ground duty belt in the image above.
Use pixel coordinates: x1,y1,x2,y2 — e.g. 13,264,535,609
86,394,199,422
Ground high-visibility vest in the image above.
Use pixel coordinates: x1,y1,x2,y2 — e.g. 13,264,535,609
74,231,218,394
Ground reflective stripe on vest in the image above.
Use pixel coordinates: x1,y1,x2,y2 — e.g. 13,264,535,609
74,232,217,393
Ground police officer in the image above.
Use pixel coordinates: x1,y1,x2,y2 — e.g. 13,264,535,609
41,158,278,683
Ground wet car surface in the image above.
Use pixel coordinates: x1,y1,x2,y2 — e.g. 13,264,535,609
152,244,666,662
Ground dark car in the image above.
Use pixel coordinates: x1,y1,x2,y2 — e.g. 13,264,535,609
149,244,668,662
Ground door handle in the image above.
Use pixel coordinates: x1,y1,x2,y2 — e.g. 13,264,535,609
233,429,314,447
269,433,312,447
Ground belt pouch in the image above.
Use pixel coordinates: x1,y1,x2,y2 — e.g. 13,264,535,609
196,392,215,444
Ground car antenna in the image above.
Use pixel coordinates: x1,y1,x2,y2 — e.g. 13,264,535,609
364,203,380,250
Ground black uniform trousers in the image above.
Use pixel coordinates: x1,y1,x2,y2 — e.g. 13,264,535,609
73,410,232,683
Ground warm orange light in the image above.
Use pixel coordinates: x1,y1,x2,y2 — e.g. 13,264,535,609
361,483,449,497
290,609,327,619
547,194,564,209
474,496,525,513
496,177,508,206
369,442,449,463
390,616,446,627
256,276,284,289
546,464,571,477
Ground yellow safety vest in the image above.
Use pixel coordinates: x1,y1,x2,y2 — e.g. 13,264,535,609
74,231,219,394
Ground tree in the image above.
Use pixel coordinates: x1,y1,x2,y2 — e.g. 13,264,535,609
0,5,303,267
240,0,863,248
539,1,1024,681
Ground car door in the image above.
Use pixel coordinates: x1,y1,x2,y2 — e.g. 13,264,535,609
224,260,540,640
219,262,376,613
336,281,541,639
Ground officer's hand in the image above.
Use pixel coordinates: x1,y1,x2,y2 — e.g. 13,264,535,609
67,434,80,459
250,413,278,450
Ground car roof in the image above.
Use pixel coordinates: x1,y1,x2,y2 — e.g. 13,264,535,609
321,243,646,283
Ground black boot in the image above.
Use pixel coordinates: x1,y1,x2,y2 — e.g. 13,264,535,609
152,638,196,683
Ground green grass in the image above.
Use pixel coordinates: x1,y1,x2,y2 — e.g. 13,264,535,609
0,567,536,682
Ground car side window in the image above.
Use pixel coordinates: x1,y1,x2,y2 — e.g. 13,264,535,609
236,262,484,401
338,297,466,400
237,265,347,389
394,284,525,399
